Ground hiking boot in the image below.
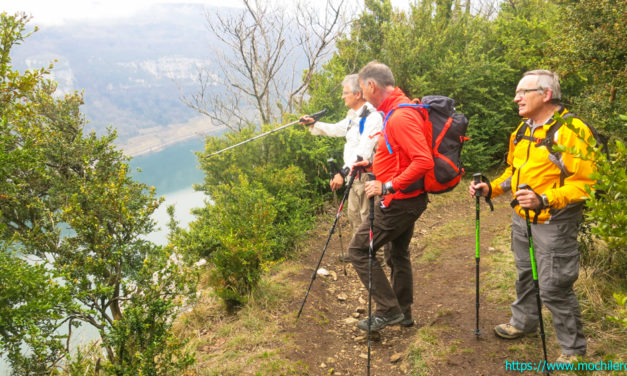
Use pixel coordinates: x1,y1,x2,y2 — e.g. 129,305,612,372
399,317,415,327
556,353,579,364
357,313,404,331
493,323,535,339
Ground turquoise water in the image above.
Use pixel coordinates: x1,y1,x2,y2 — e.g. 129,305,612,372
129,137,205,195
129,137,209,245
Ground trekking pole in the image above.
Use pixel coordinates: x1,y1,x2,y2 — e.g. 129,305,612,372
366,172,376,376
296,163,361,319
516,183,550,375
206,108,328,158
473,173,482,336
328,158,347,276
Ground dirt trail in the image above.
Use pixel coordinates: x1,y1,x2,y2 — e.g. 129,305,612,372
283,191,557,375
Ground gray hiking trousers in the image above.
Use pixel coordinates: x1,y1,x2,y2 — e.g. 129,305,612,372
509,213,587,355
348,194,428,318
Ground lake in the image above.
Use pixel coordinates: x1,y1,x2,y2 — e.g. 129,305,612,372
130,137,209,244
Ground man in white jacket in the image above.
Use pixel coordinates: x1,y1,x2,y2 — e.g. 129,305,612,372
300,74,382,239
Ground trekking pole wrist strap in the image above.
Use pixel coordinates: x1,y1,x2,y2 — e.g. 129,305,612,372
340,167,350,178
479,175,494,211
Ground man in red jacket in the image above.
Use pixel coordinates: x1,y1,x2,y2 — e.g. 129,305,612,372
349,61,433,331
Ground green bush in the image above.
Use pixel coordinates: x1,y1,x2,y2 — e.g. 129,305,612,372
198,121,342,202
582,136,627,277
176,165,316,308
554,114,627,278
172,113,341,308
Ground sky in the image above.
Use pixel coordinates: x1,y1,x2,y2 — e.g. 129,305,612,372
3,0,413,26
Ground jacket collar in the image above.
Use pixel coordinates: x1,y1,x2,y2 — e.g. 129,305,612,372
378,87,411,114
524,105,567,129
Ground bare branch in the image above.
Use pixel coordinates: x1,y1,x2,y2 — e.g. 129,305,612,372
181,0,351,129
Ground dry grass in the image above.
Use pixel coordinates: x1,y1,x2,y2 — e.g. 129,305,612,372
173,261,308,376
575,269,627,364
405,325,455,376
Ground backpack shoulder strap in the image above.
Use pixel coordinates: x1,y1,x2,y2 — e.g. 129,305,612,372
514,118,563,154
536,120,563,153
359,116,366,135
513,121,530,145
358,106,377,135
382,102,429,154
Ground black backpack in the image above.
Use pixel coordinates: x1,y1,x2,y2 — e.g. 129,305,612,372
382,95,469,194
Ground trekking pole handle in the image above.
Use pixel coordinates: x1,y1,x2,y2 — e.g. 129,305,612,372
367,173,376,215
511,183,533,208
301,108,329,123
517,183,532,192
310,108,328,121
473,173,482,197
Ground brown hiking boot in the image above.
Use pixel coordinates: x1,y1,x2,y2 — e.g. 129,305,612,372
493,323,535,339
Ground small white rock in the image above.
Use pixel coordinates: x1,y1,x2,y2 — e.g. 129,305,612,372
317,268,330,276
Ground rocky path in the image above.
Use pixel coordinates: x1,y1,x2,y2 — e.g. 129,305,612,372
283,191,561,375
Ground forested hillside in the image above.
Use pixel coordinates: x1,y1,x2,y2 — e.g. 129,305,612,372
1,0,625,374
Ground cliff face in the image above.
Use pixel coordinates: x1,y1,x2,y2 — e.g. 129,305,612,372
12,3,226,146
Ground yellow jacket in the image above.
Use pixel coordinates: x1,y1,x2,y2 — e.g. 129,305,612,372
491,107,596,224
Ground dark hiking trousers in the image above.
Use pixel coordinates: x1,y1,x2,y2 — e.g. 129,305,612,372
348,193,428,318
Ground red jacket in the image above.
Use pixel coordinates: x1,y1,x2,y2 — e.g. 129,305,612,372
373,87,434,206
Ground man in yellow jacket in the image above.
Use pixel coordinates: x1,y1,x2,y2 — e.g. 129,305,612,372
470,70,595,364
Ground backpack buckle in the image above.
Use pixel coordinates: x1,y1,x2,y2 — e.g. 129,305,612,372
535,137,553,148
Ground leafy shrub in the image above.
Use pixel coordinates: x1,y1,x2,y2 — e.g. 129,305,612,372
173,114,336,308
0,13,197,373
582,137,627,277
101,252,197,374
607,293,627,328
198,121,342,203
554,114,627,278
177,165,316,308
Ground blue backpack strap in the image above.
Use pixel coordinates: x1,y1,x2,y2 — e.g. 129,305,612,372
382,103,430,154
359,116,366,135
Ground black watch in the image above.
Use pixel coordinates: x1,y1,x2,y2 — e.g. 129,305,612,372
340,167,350,178
381,181,395,195
540,193,549,209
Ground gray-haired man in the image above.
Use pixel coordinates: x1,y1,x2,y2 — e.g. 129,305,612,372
300,74,382,239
